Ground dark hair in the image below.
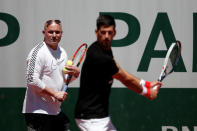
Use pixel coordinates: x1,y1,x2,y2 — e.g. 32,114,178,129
96,15,116,29
44,20,61,29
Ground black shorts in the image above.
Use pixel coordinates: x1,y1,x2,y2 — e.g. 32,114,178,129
24,112,70,131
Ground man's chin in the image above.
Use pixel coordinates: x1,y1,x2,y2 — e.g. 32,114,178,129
102,44,111,50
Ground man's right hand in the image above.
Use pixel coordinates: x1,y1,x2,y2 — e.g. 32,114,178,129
54,91,68,102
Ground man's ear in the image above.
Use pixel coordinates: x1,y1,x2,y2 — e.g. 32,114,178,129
95,29,98,34
42,30,45,35
95,29,98,37
114,30,116,37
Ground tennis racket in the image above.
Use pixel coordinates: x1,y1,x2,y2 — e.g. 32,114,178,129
153,40,182,90
63,43,88,91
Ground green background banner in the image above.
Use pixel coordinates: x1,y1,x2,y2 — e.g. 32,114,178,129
0,88,196,131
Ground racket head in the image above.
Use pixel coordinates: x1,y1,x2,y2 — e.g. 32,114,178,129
158,40,182,81
64,43,88,90
72,43,88,67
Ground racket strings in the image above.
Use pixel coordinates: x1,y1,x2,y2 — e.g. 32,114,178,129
169,46,179,65
166,43,180,74
72,46,86,66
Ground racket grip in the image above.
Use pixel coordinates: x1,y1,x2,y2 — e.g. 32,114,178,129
63,85,68,92
59,85,68,102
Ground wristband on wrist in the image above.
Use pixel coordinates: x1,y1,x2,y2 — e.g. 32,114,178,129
139,79,151,97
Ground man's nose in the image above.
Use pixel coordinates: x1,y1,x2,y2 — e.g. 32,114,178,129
105,33,109,38
52,32,57,37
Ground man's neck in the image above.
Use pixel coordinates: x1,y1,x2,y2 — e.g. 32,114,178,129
44,42,58,50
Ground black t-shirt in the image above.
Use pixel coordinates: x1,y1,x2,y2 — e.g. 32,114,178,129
75,41,119,119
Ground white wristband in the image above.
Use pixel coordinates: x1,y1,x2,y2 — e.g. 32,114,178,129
139,79,147,95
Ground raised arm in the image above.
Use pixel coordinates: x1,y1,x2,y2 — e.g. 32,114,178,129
112,60,162,100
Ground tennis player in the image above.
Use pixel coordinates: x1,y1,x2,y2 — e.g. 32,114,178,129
22,20,80,131
74,15,162,131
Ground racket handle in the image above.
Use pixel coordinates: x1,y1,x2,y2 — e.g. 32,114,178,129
59,85,68,102
63,74,72,92
63,84,68,92
153,78,162,90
